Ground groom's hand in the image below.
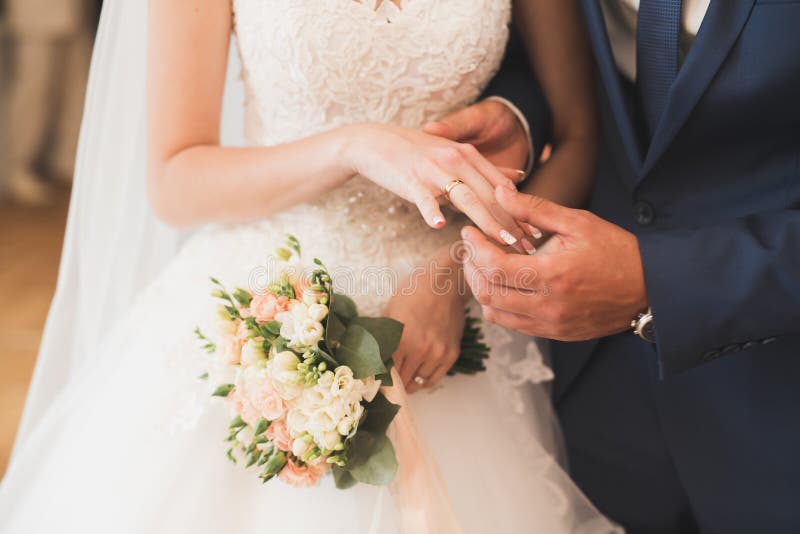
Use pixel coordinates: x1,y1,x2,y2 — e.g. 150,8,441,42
423,99,530,173
461,187,649,341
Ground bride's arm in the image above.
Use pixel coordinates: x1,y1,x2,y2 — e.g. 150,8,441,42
148,0,529,252
514,0,598,208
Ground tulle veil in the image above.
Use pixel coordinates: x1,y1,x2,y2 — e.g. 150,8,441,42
8,0,246,461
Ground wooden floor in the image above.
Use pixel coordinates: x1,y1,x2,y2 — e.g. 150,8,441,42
0,187,70,476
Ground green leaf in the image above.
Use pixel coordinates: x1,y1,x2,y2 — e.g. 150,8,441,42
198,372,209,380
336,324,386,379
331,293,357,321
347,432,398,486
232,288,253,307
212,384,235,397
274,337,290,353
260,321,282,337
351,317,404,363
254,419,269,436
325,312,347,348
332,465,358,489
229,415,246,429
359,392,401,436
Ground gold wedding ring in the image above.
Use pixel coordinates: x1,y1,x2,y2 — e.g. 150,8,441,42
444,179,465,200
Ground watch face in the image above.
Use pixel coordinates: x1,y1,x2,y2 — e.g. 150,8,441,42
641,321,656,343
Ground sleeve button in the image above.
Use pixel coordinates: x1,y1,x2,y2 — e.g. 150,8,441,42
633,200,656,226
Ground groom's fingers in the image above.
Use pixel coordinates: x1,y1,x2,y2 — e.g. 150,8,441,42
481,305,542,337
461,226,543,287
495,186,581,235
423,105,484,143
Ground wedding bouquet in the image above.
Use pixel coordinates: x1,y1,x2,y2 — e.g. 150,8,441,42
195,236,488,489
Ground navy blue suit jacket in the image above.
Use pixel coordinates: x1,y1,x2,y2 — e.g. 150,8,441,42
489,2,800,530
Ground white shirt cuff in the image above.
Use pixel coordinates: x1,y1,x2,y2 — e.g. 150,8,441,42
486,95,535,179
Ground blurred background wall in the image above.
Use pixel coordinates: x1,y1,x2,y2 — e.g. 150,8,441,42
0,0,102,476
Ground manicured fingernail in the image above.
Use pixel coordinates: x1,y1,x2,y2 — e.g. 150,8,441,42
521,238,537,255
499,229,517,245
433,216,445,227
524,223,543,239
516,169,526,179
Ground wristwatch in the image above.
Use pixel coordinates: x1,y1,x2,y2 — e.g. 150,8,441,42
631,307,656,343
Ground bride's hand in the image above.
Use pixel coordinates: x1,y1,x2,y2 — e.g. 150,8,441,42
383,246,468,394
342,123,536,254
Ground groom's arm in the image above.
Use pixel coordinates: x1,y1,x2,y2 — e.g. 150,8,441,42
483,26,552,166
639,211,800,375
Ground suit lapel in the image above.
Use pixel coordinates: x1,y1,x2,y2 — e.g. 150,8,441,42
581,0,644,186
639,0,756,178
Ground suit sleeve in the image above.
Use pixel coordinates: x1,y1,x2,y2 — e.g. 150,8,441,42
638,210,800,376
483,25,552,163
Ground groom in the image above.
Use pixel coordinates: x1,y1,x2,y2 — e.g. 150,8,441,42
431,2,800,533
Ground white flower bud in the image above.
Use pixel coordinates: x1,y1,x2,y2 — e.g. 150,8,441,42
307,303,329,322
236,425,255,446
240,339,266,365
298,319,324,347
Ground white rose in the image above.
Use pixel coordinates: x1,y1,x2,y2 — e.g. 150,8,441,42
286,408,310,436
298,319,324,347
308,408,337,435
290,302,310,322
325,399,347,424
317,370,334,389
278,318,296,342
307,303,329,322
359,376,382,402
300,384,331,410
331,366,356,398
337,414,355,436
240,339,266,365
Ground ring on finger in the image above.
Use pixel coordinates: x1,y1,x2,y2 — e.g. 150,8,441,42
444,179,465,200
413,375,427,386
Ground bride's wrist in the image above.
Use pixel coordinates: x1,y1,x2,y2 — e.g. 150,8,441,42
335,123,378,177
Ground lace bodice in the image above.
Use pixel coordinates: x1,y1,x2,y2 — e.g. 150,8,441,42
232,0,511,238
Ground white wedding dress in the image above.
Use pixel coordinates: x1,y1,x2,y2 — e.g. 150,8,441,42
0,1,619,532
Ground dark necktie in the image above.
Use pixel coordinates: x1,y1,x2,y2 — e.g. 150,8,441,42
637,0,683,135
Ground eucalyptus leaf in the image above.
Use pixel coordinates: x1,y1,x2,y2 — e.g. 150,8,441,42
359,392,400,436
331,293,357,320
351,317,404,363
347,433,398,486
212,384,235,397
325,312,347,347
332,465,358,490
336,325,386,379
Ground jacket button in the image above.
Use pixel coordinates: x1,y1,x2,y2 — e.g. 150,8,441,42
633,200,655,226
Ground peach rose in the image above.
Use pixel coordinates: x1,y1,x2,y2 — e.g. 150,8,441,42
265,418,293,452
278,457,328,488
231,367,285,425
249,293,290,323
218,335,242,365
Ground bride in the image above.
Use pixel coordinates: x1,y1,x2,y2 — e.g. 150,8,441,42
1,0,616,532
